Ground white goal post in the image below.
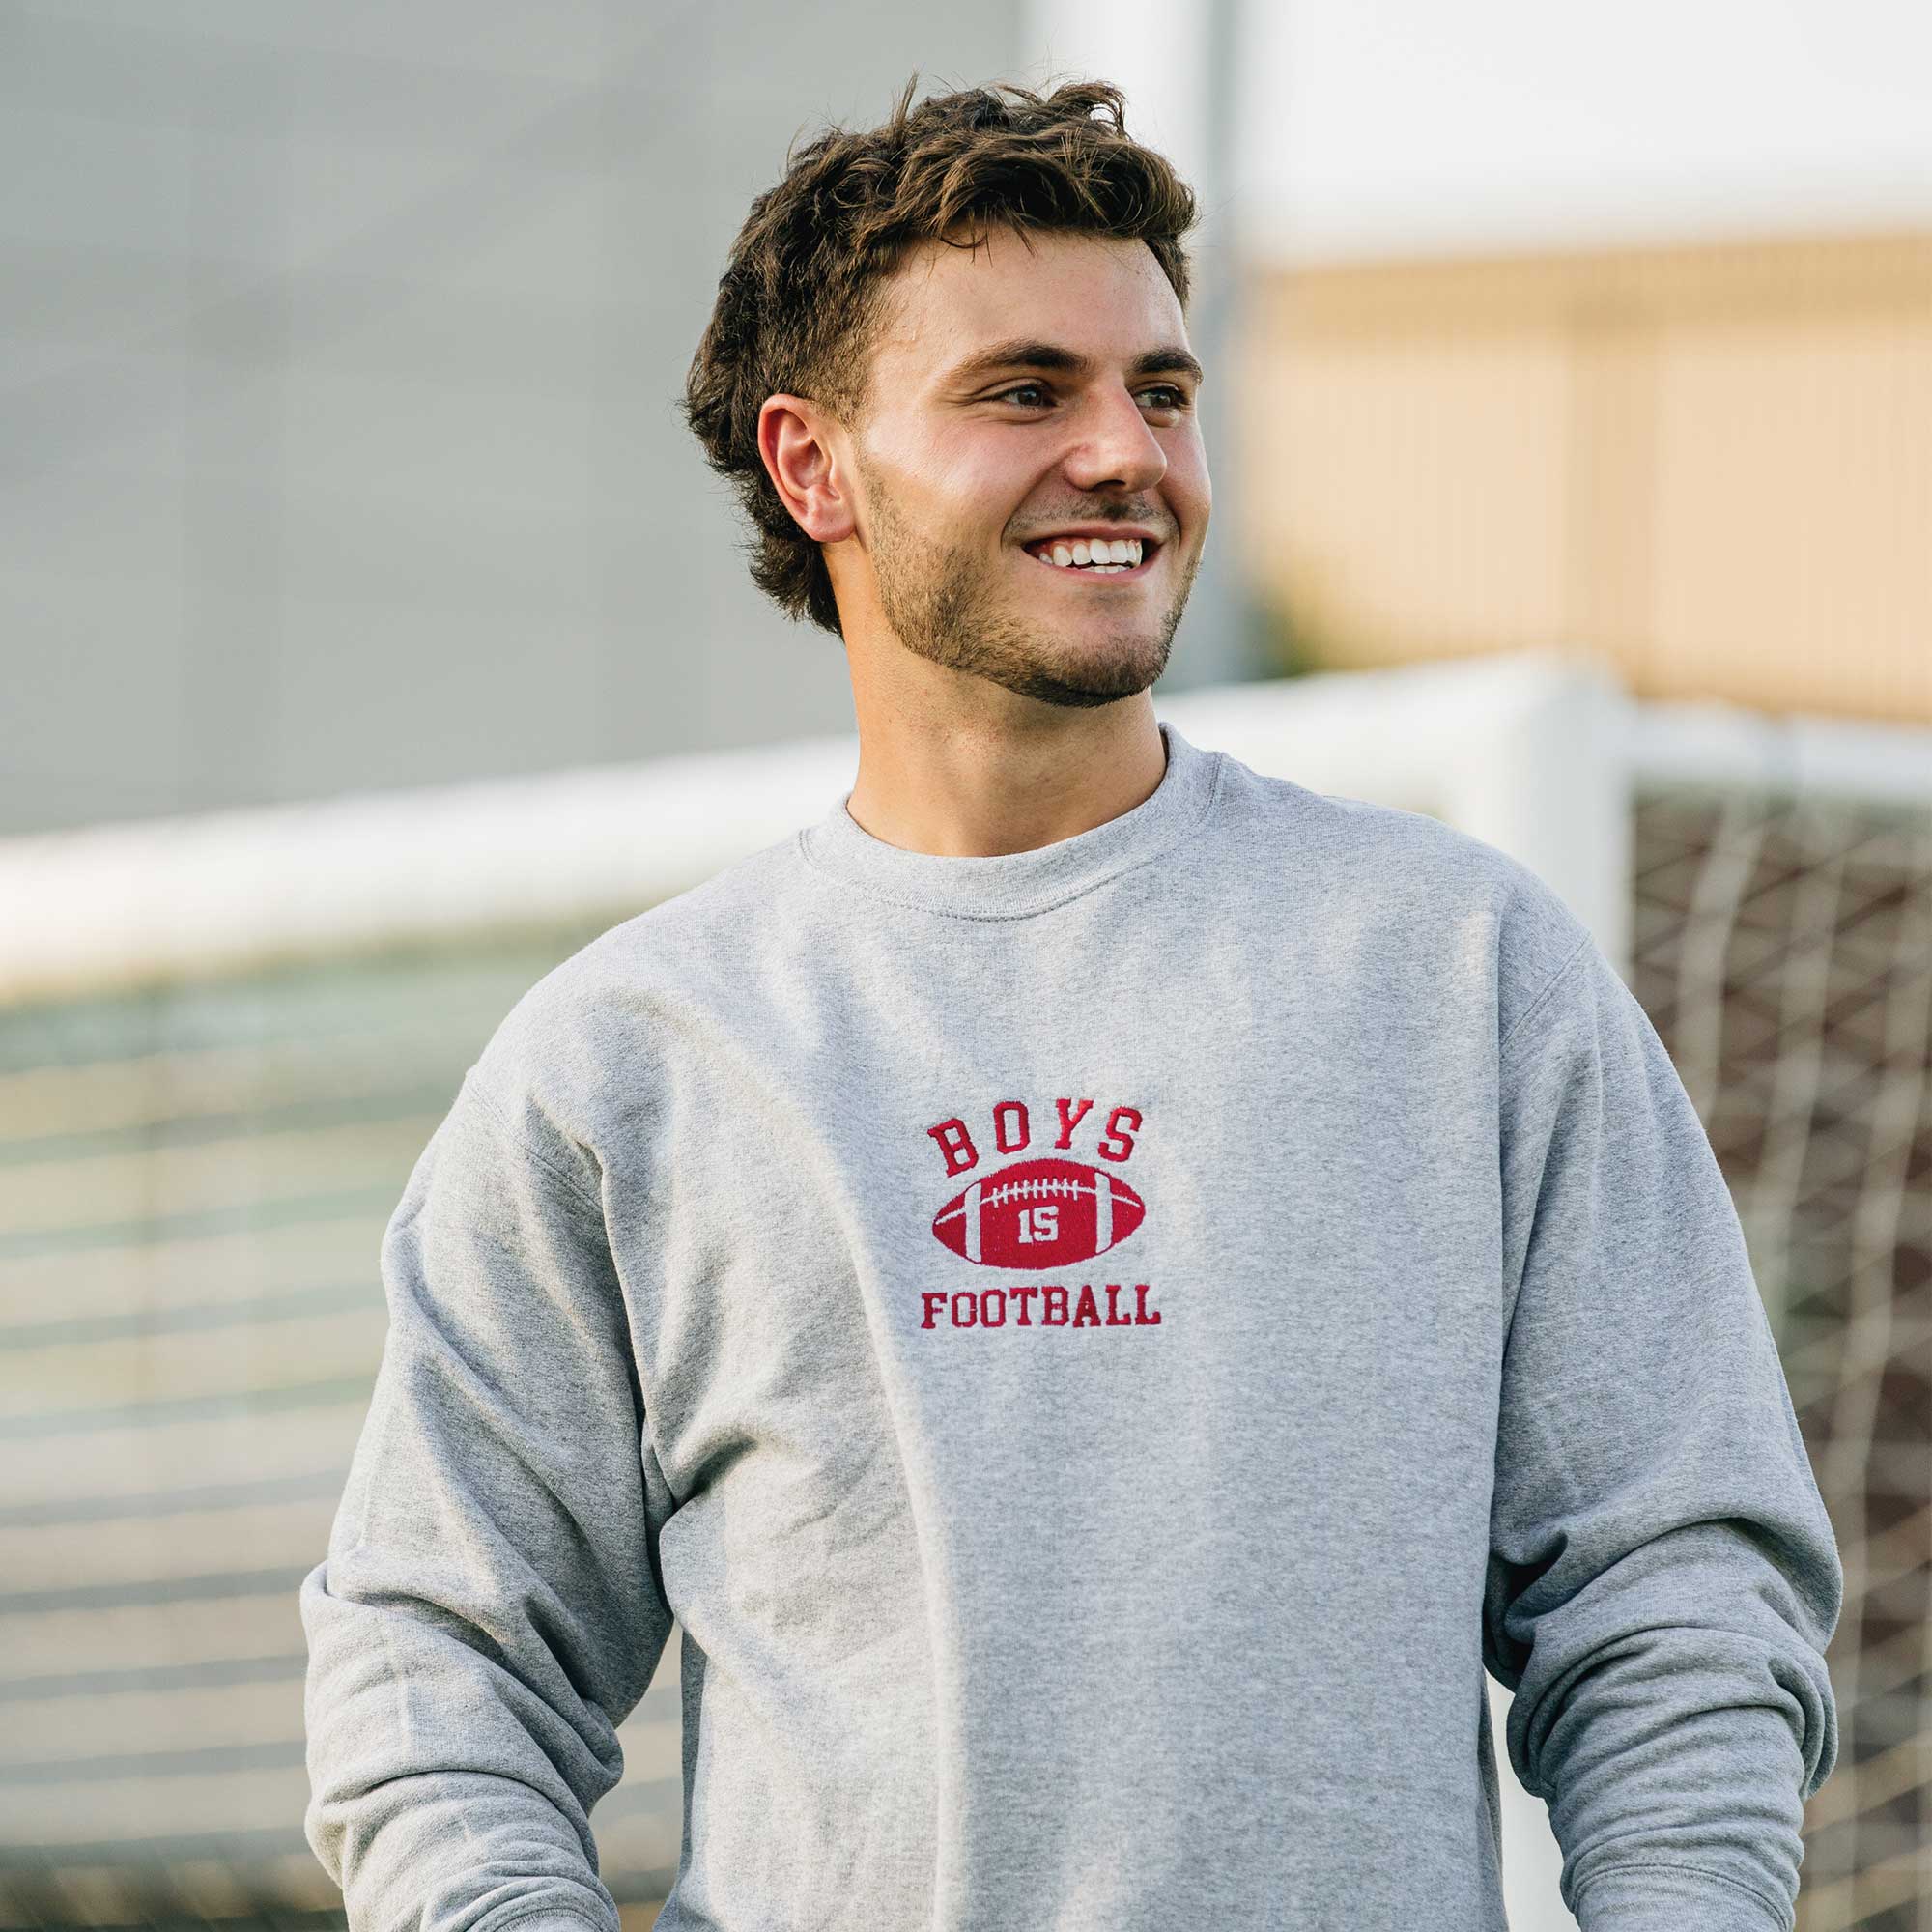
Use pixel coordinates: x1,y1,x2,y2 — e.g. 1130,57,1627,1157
3,648,1635,1007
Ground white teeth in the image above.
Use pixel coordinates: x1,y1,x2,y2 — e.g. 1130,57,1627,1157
1036,536,1146,571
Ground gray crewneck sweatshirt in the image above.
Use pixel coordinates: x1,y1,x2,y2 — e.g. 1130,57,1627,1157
300,720,1840,1932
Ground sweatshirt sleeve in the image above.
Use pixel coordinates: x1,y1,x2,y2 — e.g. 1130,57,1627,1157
1485,932,1842,1932
299,1063,674,1932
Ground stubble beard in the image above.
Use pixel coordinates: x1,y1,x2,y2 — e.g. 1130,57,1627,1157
862,478,1198,710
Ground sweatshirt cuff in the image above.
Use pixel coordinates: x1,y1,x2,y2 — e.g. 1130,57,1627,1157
484,1914,615,1932
1572,1862,1790,1932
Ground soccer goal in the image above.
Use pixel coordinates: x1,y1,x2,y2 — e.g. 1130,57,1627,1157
0,647,1921,1932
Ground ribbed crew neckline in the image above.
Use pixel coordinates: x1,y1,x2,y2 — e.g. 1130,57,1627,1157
797,719,1224,920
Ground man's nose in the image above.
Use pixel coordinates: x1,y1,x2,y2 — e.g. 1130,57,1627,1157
1060,386,1169,496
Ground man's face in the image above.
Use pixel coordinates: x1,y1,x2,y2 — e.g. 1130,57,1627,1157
834,225,1210,709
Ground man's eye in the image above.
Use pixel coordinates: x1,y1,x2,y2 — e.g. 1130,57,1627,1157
997,381,1190,408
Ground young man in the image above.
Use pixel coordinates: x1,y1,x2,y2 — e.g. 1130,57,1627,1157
301,76,1841,1932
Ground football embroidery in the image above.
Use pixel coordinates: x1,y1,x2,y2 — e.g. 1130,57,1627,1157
931,1156,1145,1268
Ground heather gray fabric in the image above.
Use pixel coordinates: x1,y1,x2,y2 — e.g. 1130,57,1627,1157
300,720,1841,1932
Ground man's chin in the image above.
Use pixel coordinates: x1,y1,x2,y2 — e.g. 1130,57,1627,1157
877,558,1183,706
937,616,1166,707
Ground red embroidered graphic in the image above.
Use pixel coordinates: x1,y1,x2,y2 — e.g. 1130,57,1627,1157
922,1096,1160,1334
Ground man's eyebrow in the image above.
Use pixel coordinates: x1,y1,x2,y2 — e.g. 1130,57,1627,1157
940,338,1206,388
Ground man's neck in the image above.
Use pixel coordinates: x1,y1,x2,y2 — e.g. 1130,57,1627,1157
841,693,1166,859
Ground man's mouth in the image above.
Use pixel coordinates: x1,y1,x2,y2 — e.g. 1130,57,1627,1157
1019,534,1162,581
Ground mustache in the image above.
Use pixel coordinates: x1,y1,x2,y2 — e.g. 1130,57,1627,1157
1014,517,1174,541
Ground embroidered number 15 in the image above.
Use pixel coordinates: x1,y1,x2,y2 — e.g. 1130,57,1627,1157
1017,1206,1060,1243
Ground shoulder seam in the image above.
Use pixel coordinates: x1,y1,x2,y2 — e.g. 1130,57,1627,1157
466,1080,607,1220
1498,934,1594,1065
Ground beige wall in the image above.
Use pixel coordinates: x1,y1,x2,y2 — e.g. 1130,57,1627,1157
1236,230,1932,724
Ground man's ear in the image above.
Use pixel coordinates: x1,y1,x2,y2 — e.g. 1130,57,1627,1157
757,396,858,545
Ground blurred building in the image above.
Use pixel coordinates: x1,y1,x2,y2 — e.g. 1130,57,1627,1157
2,6,1037,839
1235,226,1932,725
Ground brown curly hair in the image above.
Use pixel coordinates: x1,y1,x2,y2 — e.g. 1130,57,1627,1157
680,72,1199,639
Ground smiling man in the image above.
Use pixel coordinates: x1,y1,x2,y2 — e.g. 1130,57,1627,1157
301,75,1842,1932
682,76,1215,861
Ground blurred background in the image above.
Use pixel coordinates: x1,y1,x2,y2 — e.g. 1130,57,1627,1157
2,3,1927,1930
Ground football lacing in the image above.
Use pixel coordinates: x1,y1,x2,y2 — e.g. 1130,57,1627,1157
986,1175,1087,1208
